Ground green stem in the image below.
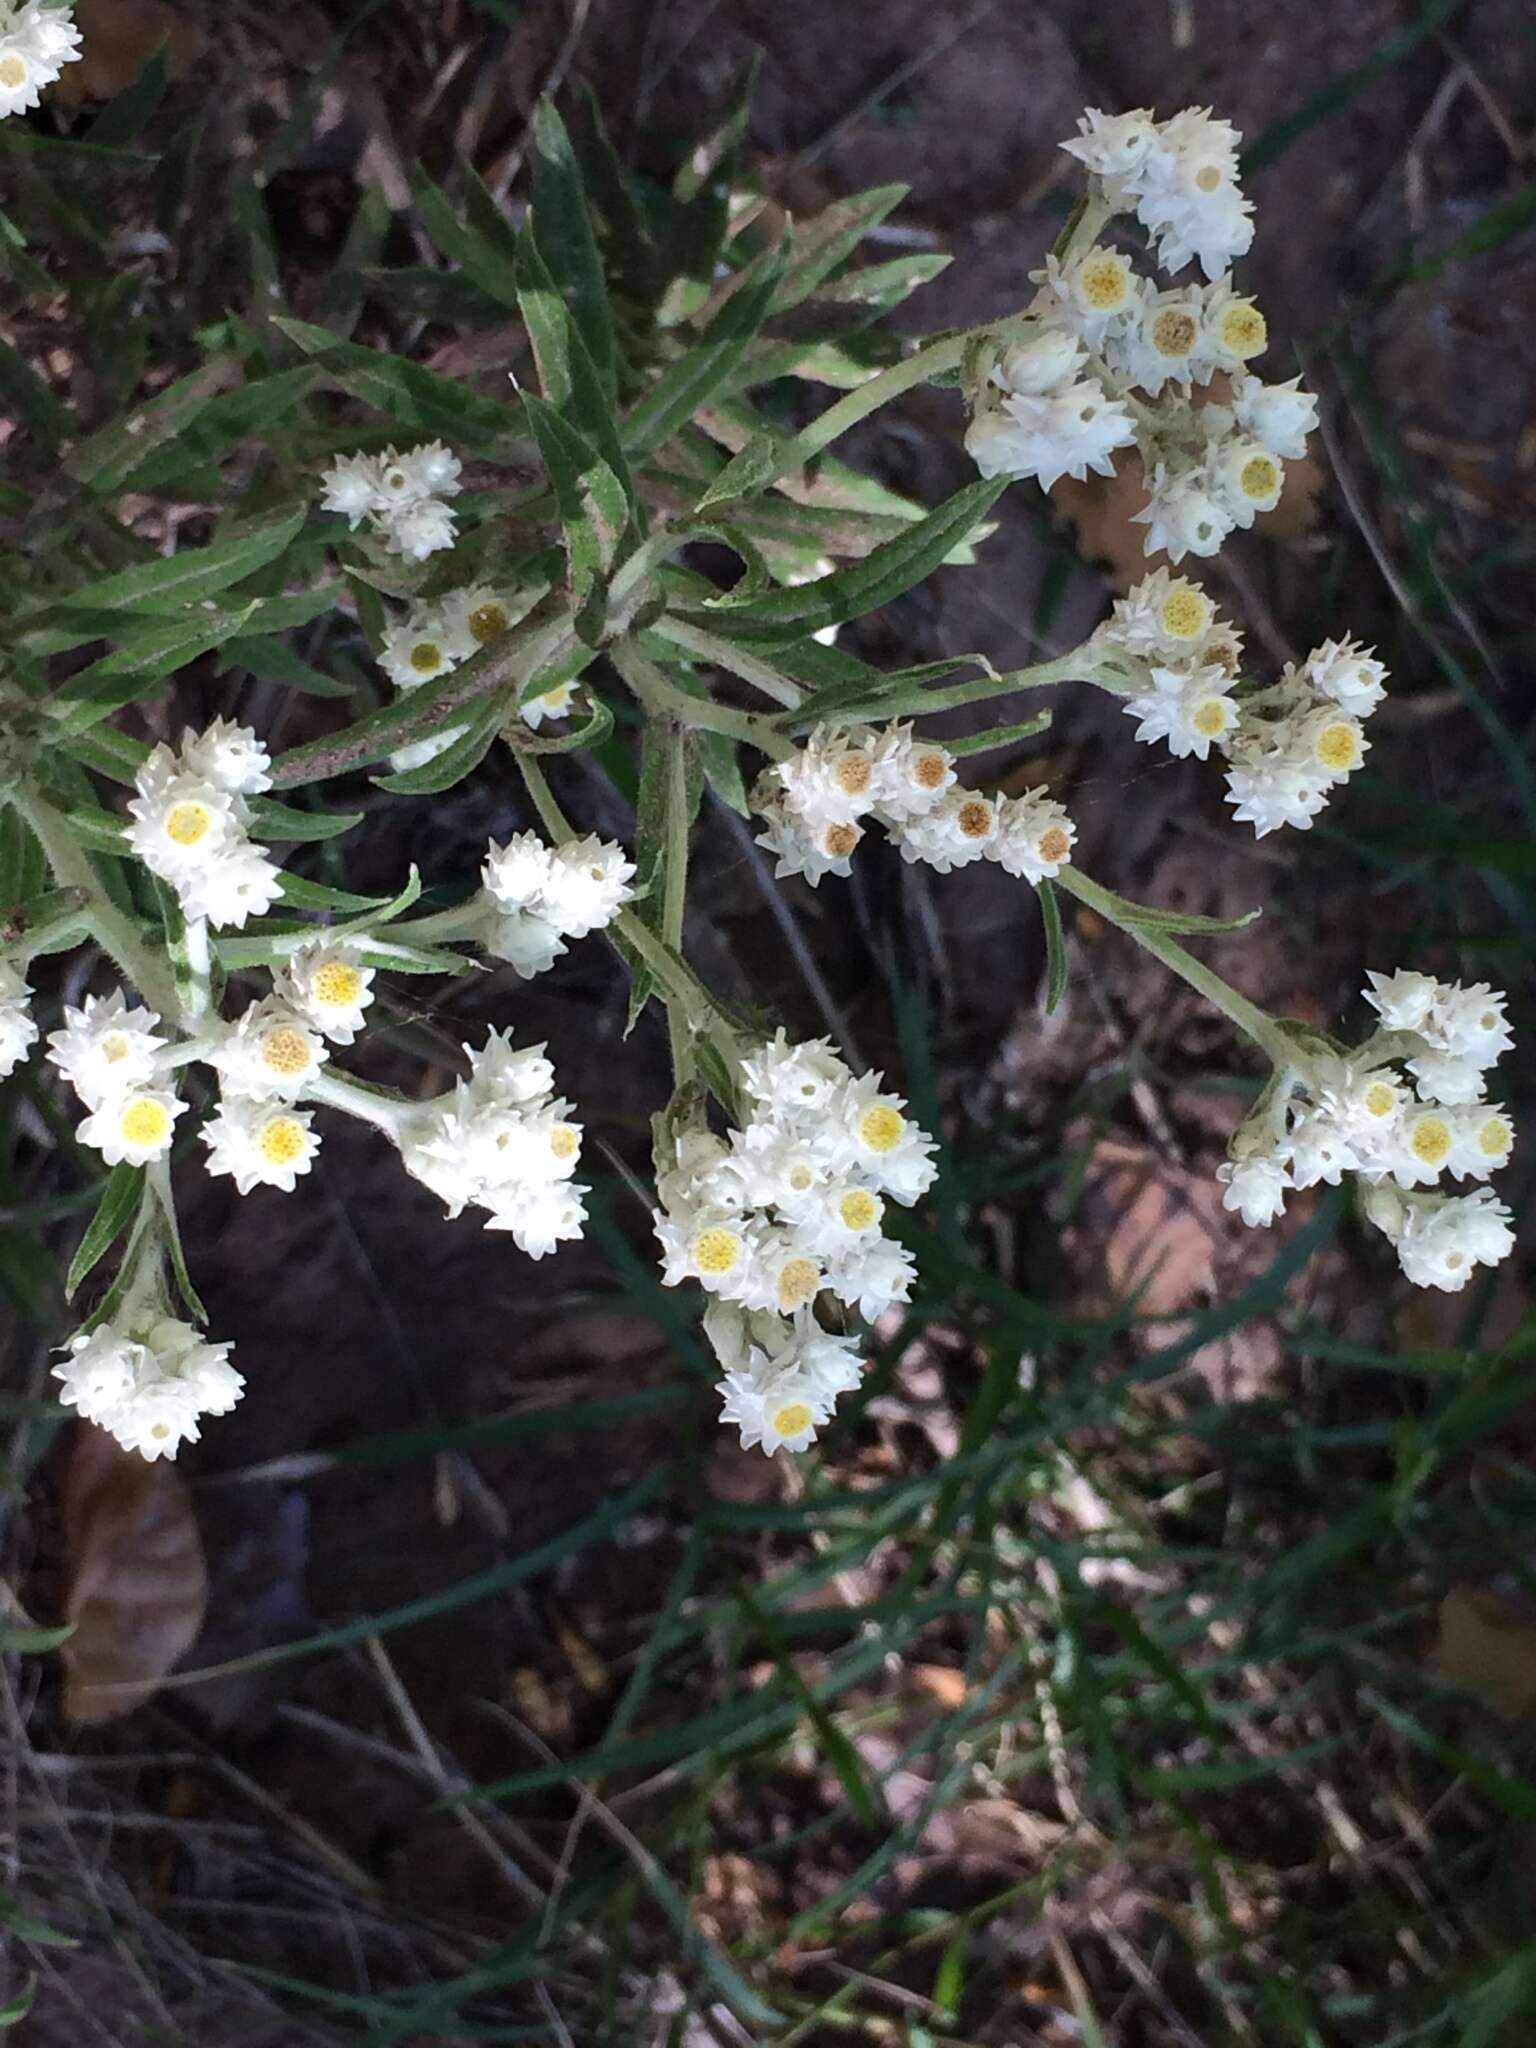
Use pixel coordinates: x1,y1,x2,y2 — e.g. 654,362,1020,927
6,787,178,1015
613,644,792,760
658,723,693,1086
650,618,803,711
1053,866,1299,1072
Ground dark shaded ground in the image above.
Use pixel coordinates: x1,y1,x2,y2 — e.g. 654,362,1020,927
4,1,1536,2041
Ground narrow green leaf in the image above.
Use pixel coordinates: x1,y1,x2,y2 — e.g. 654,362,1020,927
272,316,529,462
1038,878,1068,1014
87,39,170,146
694,728,750,816
51,507,306,617
623,246,787,460
0,1972,35,2024
65,1164,145,1302
529,99,617,401
224,633,351,699
245,798,362,843
693,431,781,513
769,183,907,313
945,711,1053,756
523,394,628,603
0,1895,80,1950
369,698,508,795
0,339,69,449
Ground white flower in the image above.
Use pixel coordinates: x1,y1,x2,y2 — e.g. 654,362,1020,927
752,781,862,886
274,943,374,1045
1224,753,1328,837
54,1314,243,1460
1198,281,1269,373
1391,1187,1515,1293
202,1096,319,1194
178,842,285,928
209,999,327,1102
889,787,998,873
1229,373,1319,462
517,679,578,730
870,725,956,820
0,2,80,117
1128,107,1254,279
1447,1105,1514,1181
994,327,1086,396
1111,280,1207,393
717,1364,828,1455
46,989,164,1108
483,1180,589,1259
380,615,464,690
1099,569,1220,661
179,717,273,797
319,452,385,524
542,836,636,938
1134,462,1232,561
1285,1110,1355,1189
1217,1154,1290,1227
389,441,462,499
1,961,39,1078
487,912,567,979
1432,982,1514,1066
967,380,1137,492
125,761,240,882
828,1234,917,1320
1043,247,1138,350
1123,662,1237,761
1363,968,1439,1033
739,1031,852,1120
387,497,458,561
77,1086,184,1167
777,728,884,828
1207,435,1285,527
839,1076,938,1202
1407,1052,1486,1107
991,790,1076,881
1060,106,1160,184
441,585,516,649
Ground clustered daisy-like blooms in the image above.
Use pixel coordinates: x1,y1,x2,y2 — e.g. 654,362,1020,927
751,723,1075,888
54,1314,243,1462
654,1032,936,1453
0,960,40,1078
318,440,462,560
965,107,1317,563
376,584,578,772
479,831,636,978
125,717,284,928
1091,568,1385,835
0,0,79,119
1219,971,1517,1292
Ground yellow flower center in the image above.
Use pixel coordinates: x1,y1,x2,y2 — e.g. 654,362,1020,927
1038,825,1071,864
1078,252,1130,311
913,752,948,790
1219,304,1268,357
1192,699,1229,738
1477,1118,1510,1157
258,1116,307,1166
165,801,212,847
0,54,28,87
1313,722,1359,773
823,822,860,859
859,1106,905,1154
119,1098,171,1147
839,1189,880,1232
1194,162,1224,193
468,601,509,644
788,1164,814,1193
101,1033,132,1064
771,1401,813,1439
1363,1082,1397,1119
260,1027,312,1077
1239,454,1280,501
1160,586,1211,640
957,799,994,840
409,641,443,674
776,1258,821,1311
1409,1117,1451,1167
311,961,363,1009
834,754,874,797
550,1123,580,1161
1150,308,1198,358
692,1227,742,1277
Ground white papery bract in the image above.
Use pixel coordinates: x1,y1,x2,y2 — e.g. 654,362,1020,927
126,725,283,928
274,942,375,1045
318,441,461,559
656,1032,934,1453
753,721,1076,894
0,0,80,117
209,999,328,1103
1123,662,1236,761
0,961,39,1078
54,1314,243,1461
399,1029,587,1257
202,1097,319,1195
479,830,634,978
1217,975,1516,1291
1064,106,1254,278
46,988,164,1109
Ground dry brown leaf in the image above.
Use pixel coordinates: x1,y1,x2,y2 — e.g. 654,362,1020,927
60,1424,207,1725
1437,1586,1536,1718
51,0,205,106
912,1662,969,1710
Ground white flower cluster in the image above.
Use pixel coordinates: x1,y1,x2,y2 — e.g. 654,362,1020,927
125,719,283,928
378,586,575,774
48,989,183,1168
54,1314,243,1460
654,1033,938,1452
319,441,462,561
1218,971,1517,1293
1094,571,1384,835
0,0,80,118
750,723,1074,889
480,831,635,977
965,107,1317,563
400,1029,588,1257
0,960,39,1078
